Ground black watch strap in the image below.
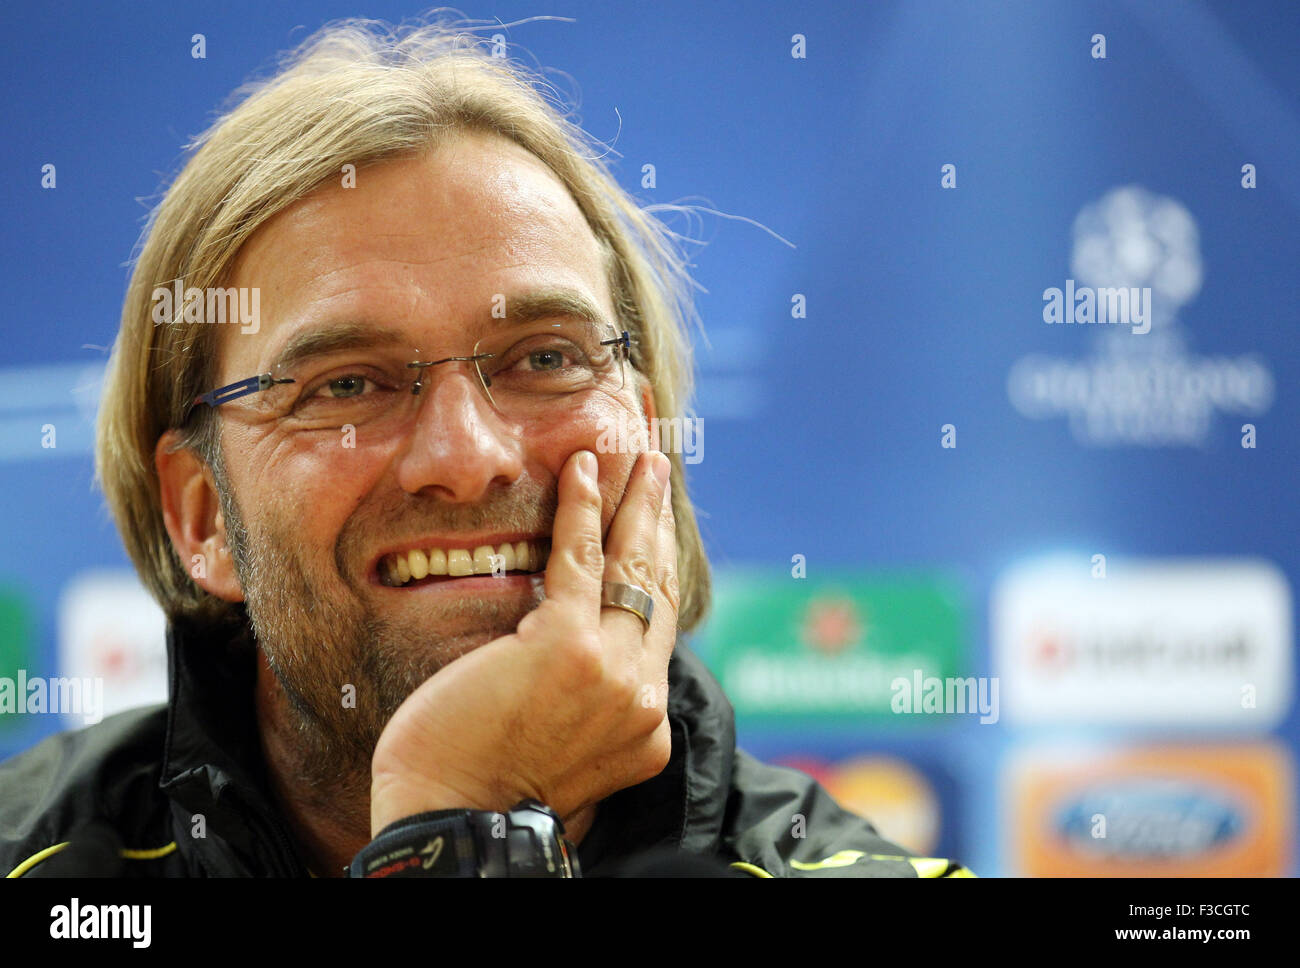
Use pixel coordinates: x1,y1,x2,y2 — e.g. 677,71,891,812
348,799,581,878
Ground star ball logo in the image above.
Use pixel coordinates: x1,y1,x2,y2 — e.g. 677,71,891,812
1008,186,1274,446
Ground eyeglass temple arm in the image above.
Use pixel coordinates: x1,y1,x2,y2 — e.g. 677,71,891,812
191,373,295,411
603,330,634,358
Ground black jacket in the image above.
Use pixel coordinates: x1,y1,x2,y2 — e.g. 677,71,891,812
1,613,972,878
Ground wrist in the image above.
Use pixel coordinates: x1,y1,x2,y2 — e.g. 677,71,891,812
350,799,580,878
369,780,497,839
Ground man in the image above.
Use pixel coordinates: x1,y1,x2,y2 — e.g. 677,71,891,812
1,17,971,878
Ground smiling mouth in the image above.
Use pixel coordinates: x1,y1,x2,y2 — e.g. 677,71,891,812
378,539,551,588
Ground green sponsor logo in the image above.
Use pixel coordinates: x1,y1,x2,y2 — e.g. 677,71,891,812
694,570,966,724
0,588,35,732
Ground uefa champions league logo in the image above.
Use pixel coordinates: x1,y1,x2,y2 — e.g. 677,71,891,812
1071,185,1202,348
1009,186,1273,447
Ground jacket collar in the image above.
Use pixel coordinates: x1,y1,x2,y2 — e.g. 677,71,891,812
159,612,307,875
157,610,737,875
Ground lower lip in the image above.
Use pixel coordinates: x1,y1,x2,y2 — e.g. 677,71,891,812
375,572,544,594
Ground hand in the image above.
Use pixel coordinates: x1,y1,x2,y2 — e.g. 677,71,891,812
368,448,679,837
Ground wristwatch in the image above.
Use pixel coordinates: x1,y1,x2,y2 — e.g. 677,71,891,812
347,799,581,878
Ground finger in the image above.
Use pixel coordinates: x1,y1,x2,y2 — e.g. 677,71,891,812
542,449,604,629
656,473,677,613
629,472,677,720
602,450,668,593
600,451,669,643
646,470,678,668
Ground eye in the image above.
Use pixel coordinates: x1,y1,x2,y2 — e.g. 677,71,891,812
320,374,371,398
503,338,587,372
295,364,402,408
526,347,571,371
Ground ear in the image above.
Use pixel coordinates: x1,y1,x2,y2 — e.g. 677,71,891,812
155,429,244,603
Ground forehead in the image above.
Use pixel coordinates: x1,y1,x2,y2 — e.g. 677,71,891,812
220,128,612,371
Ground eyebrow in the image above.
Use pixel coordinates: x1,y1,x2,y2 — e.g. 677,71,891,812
269,323,408,372
267,288,609,372
501,288,607,327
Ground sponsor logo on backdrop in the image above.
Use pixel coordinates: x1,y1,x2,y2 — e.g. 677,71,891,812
695,571,966,723
1054,782,1241,859
1005,744,1293,876
992,557,1291,726
58,571,168,724
1008,185,1274,446
0,588,36,733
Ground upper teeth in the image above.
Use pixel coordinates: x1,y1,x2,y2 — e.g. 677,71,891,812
381,540,549,587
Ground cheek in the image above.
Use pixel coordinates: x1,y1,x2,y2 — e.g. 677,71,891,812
246,434,390,540
526,390,644,531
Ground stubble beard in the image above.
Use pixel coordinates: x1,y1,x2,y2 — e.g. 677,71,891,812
214,456,552,801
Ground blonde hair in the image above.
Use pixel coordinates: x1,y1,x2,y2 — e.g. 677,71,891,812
96,14,711,633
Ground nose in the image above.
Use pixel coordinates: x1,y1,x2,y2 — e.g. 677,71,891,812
393,363,524,501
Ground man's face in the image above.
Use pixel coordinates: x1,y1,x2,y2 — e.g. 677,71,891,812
211,130,651,782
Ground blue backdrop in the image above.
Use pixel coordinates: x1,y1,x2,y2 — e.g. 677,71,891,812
2,0,1297,877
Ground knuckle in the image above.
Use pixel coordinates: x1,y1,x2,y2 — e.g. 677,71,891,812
563,531,604,574
626,678,667,731
515,608,543,639
517,599,564,640
658,567,681,615
622,549,656,587
632,726,673,784
612,669,641,707
558,633,604,684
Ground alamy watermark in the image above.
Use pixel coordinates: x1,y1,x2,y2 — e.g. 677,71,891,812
1044,279,1150,335
151,282,260,334
595,411,703,464
0,670,104,725
50,899,151,948
890,669,999,724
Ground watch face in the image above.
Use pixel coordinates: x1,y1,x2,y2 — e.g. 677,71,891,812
502,803,577,877
351,806,577,878
515,799,567,836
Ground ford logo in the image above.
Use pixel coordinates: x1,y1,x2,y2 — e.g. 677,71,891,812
1054,781,1243,858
